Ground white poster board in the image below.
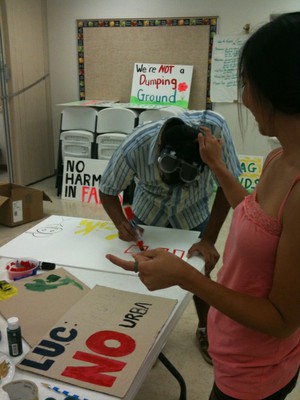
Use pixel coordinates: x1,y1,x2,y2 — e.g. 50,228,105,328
62,157,124,204
0,215,204,275
130,63,193,108
210,35,247,102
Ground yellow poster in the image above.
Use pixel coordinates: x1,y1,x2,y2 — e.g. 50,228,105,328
238,154,264,192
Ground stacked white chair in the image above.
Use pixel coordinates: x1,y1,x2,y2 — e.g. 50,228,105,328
60,107,97,132
56,106,98,195
138,106,184,125
95,107,138,160
60,130,94,160
96,107,138,204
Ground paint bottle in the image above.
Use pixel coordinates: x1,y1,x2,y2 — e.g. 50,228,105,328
7,316,23,357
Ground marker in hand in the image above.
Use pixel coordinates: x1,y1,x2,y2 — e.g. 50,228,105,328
123,205,144,251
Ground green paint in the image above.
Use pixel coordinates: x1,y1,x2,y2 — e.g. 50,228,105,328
129,95,188,108
24,275,84,292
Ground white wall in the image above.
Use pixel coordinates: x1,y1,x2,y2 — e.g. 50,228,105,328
0,109,6,165
46,0,300,164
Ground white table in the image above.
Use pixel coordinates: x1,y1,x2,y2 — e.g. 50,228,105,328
0,254,204,399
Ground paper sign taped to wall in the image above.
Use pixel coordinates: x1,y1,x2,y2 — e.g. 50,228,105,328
130,63,193,108
18,285,177,398
211,35,247,102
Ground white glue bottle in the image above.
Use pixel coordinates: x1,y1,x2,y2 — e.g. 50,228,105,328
7,317,23,357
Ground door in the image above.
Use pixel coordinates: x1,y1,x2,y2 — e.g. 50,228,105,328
0,0,54,185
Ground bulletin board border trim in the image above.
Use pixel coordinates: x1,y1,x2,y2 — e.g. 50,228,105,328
77,16,218,108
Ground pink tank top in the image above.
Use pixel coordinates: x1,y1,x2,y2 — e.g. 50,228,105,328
208,150,300,399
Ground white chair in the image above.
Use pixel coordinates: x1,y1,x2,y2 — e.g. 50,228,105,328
96,107,138,135
60,107,97,132
56,107,98,196
138,109,164,125
95,108,138,203
96,133,127,160
138,106,184,125
60,130,94,160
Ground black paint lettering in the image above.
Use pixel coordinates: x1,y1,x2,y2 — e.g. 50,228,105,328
50,327,78,342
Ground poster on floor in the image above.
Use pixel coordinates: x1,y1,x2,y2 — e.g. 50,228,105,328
62,157,109,203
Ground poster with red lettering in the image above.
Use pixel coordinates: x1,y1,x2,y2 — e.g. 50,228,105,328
61,157,124,203
130,63,193,109
18,285,177,397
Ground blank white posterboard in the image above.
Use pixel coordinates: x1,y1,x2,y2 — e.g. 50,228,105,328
0,215,204,275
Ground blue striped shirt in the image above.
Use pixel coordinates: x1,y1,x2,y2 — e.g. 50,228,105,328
99,110,242,229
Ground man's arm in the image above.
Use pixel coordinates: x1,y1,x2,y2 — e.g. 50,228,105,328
187,187,230,273
200,186,230,244
99,141,138,242
100,192,127,229
100,192,140,242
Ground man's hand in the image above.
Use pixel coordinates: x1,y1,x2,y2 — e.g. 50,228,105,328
117,220,144,242
187,238,220,276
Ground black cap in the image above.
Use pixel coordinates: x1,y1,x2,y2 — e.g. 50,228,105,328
160,118,202,165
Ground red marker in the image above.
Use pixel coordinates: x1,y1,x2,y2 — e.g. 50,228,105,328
123,205,144,251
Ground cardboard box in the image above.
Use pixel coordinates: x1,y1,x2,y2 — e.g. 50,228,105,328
0,183,52,227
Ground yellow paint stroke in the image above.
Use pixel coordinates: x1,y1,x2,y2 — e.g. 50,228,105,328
0,280,18,300
105,233,119,240
74,219,117,238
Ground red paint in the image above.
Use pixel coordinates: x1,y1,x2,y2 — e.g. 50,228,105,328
173,249,185,259
124,244,149,253
81,186,123,205
125,245,185,258
62,351,126,387
123,206,145,250
62,330,136,387
86,330,136,357
82,186,100,204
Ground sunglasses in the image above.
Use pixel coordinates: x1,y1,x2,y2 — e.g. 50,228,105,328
158,149,200,183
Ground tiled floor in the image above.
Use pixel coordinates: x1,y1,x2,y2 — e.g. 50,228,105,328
0,175,299,400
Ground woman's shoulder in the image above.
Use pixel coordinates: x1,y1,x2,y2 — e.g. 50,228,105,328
263,147,283,169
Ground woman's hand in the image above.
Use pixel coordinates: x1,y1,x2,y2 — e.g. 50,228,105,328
198,127,223,169
106,248,194,291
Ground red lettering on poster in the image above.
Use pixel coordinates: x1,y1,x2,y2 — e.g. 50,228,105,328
173,249,184,258
82,186,99,203
62,330,136,387
62,351,126,387
125,244,150,254
81,186,123,205
158,64,175,73
125,245,185,258
86,330,136,356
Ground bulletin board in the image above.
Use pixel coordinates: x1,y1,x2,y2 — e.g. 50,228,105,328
77,17,219,110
